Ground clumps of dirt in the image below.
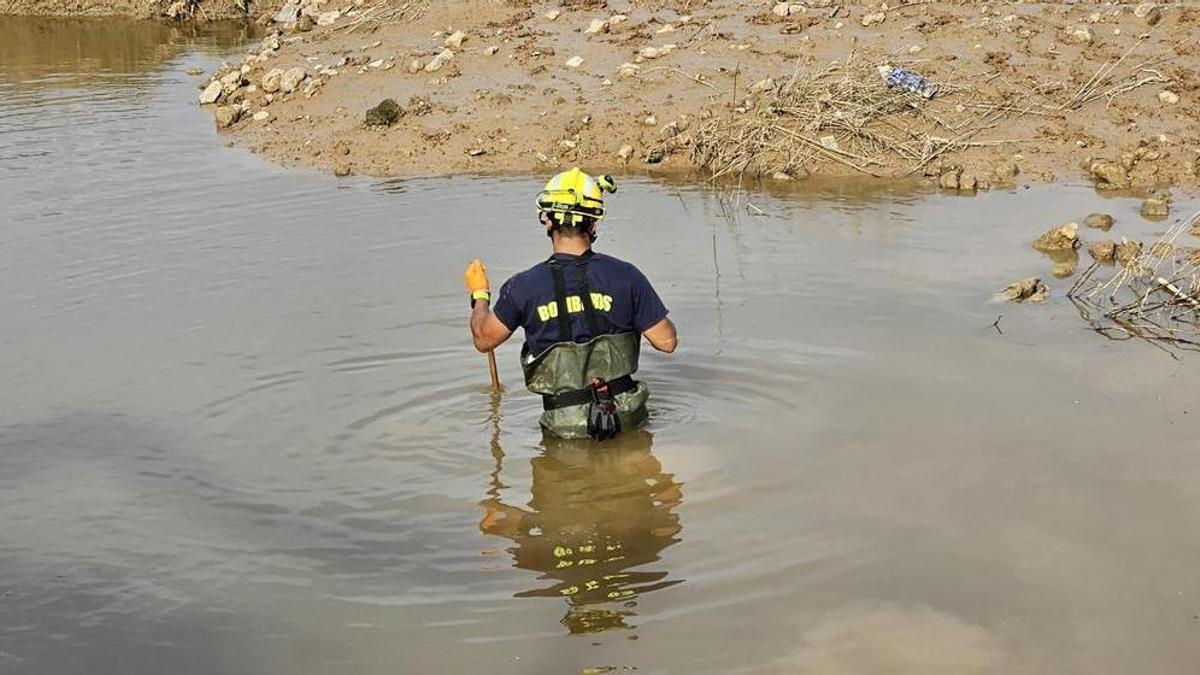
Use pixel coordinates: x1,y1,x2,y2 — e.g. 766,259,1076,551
1033,222,1081,253
1002,277,1049,303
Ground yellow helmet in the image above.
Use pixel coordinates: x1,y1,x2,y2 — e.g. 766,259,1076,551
535,167,617,228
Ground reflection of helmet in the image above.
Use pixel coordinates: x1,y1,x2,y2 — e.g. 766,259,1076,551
535,167,618,228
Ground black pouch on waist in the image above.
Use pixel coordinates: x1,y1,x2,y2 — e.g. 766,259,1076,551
586,378,622,441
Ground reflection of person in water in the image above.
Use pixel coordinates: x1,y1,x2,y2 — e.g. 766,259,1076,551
480,430,684,635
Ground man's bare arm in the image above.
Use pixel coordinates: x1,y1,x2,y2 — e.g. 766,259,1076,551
642,317,677,353
470,301,514,353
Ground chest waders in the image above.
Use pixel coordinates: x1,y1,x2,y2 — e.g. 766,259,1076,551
520,255,650,440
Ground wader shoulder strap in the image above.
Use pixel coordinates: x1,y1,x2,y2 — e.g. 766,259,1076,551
547,260,572,343
573,260,604,338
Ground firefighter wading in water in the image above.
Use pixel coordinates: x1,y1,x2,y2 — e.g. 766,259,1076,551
464,168,678,440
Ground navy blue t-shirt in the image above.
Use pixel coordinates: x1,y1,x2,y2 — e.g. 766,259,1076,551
493,251,668,357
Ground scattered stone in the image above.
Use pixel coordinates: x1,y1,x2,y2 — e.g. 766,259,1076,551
279,67,306,94
1116,239,1143,266
618,144,634,163
619,62,641,77
544,9,561,21
1087,160,1129,189
938,165,962,190
1089,239,1117,263
316,11,340,26
609,14,628,26
424,49,453,73
273,1,300,24
186,67,205,76
444,30,467,49
861,12,886,27
960,174,978,191
772,3,791,18
365,98,403,127
295,14,314,32
1002,277,1049,303
213,105,240,128
585,19,608,35
407,59,422,74
994,161,1020,183
1033,222,1080,252
657,24,676,34
485,45,500,56
566,55,584,69
645,147,665,164
771,171,792,181
1140,196,1170,219
750,77,775,94
467,148,487,157
1068,25,1094,44
638,45,676,60
252,110,271,122
1134,3,1161,25
1083,213,1115,230
199,79,223,104
1159,90,1180,105
334,163,351,177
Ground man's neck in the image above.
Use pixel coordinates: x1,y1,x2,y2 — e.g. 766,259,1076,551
551,237,592,256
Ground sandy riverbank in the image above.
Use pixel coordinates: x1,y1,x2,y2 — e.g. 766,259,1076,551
191,0,1200,189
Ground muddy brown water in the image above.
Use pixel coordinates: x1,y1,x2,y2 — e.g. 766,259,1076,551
3,16,1200,675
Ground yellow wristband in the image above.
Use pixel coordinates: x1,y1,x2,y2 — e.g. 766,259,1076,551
471,290,491,302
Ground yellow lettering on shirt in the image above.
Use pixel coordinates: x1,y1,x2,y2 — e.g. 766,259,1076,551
536,294,614,323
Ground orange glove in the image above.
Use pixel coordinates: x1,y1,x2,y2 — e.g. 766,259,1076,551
464,259,491,304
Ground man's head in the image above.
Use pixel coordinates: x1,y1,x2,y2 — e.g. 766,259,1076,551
535,168,617,243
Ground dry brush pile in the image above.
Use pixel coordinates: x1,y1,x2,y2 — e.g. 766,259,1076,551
1068,210,1200,356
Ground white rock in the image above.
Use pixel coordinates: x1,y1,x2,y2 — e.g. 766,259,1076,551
252,110,271,121
644,115,657,126
444,30,467,49
772,2,791,18
408,59,422,73
316,10,340,26
544,9,560,20
679,15,692,24
618,62,640,77
862,11,886,27
750,77,775,93
608,14,628,26
772,171,792,181
485,45,500,55
424,49,453,73
909,44,923,54
618,144,634,162
657,24,676,34
199,80,223,104
566,55,584,68
819,135,840,151
280,67,307,94
1159,90,1180,105
638,44,676,60
1133,2,1157,18
1068,25,1093,44
585,19,608,35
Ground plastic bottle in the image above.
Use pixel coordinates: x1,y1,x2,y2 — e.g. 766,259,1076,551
878,66,939,99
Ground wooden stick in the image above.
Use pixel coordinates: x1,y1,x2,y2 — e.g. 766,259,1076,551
486,350,500,391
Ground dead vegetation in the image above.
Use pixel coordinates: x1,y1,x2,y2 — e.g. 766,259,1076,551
686,52,1031,180
685,31,1175,182
1068,210,1200,357
335,0,429,33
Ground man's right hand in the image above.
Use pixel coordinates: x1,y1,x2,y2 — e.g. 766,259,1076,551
464,259,490,302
